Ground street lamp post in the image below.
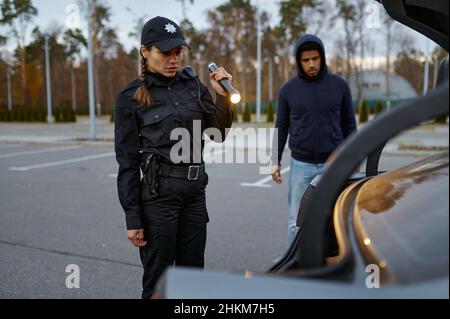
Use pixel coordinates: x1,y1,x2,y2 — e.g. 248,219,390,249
6,63,13,111
432,53,440,88
44,35,54,123
87,0,96,140
269,57,273,102
71,59,80,112
256,0,262,123
2,50,14,111
423,39,430,95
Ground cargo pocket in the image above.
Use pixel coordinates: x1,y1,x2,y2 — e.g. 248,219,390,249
140,105,177,147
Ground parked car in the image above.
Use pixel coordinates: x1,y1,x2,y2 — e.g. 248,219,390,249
155,0,449,298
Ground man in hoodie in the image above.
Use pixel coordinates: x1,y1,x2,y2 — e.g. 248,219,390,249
271,34,357,245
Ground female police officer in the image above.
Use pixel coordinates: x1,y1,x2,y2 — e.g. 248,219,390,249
114,16,233,299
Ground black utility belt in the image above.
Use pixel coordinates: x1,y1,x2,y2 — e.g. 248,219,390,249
158,163,205,181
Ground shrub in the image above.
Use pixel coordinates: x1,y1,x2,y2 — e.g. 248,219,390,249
54,106,76,122
266,100,275,123
231,104,238,122
66,106,76,122
38,108,47,122
0,109,10,121
110,107,115,123
359,100,369,123
374,101,384,116
0,107,53,122
53,107,61,122
17,109,26,122
242,103,251,122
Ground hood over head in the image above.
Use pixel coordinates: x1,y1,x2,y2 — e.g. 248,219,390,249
295,34,328,80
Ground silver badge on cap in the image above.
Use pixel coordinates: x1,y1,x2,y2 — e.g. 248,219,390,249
165,23,176,34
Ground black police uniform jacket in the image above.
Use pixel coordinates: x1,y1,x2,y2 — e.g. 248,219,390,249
115,70,233,230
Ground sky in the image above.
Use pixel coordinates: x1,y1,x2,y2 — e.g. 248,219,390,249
0,0,435,64
31,0,280,51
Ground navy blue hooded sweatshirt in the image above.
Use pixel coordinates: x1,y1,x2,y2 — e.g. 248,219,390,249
273,34,357,165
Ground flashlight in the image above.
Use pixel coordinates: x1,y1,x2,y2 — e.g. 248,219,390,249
208,62,241,104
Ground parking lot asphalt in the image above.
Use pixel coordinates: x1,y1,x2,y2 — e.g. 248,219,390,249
0,140,427,298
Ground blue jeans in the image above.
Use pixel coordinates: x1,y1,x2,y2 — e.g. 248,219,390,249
288,158,326,245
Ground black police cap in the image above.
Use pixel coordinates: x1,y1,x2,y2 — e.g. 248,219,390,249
141,16,191,52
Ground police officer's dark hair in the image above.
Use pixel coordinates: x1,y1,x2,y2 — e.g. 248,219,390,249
134,44,153,107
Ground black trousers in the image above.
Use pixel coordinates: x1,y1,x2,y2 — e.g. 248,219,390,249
139,173,209,299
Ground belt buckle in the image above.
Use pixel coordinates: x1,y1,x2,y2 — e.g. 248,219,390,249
188,165,200,181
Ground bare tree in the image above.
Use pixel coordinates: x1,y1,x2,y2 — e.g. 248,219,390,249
276,0,323,82
126,7,147,76
330,39,347,76
177,0,194,20
303,0,332,36
206,0,257,103
394,34,422,93
354,0,368,101
64,28,87,111
0,0,37,106
335,0,357,82
90,0,111,115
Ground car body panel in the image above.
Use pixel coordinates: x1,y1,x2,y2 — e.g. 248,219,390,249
354,153,449,284
158,267,448,299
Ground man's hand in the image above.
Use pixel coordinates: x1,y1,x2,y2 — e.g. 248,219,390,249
210,67,233,97
272,165,282,184
127,229,148,248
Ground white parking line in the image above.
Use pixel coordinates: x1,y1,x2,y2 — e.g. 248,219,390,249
241,167,290,188
0,145,81,159
9,152,114,171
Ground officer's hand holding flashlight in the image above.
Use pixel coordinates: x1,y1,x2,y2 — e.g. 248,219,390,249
209,66,234,99
128,229,148,247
